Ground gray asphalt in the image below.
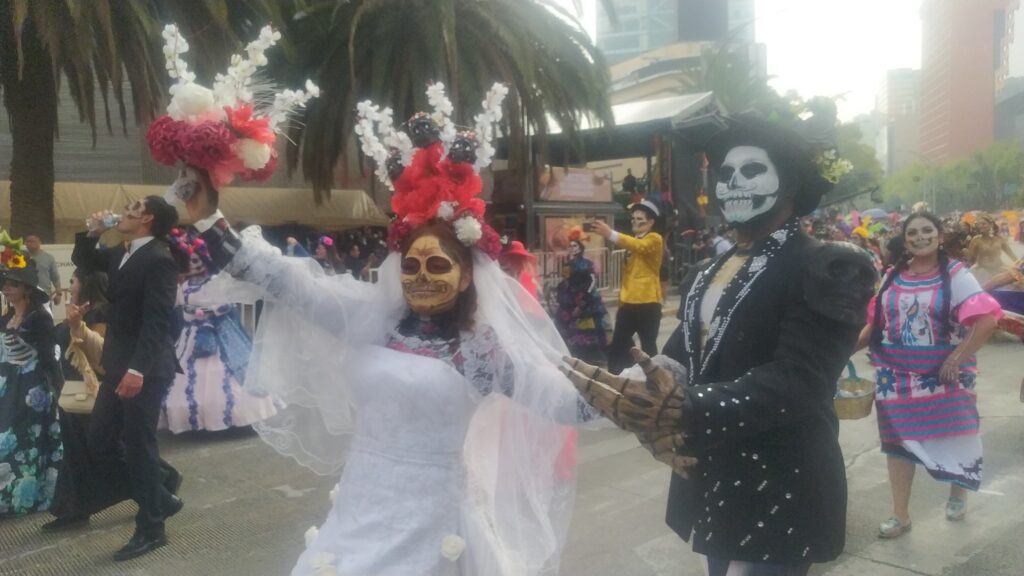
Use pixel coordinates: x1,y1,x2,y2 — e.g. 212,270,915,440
1,322,1022,576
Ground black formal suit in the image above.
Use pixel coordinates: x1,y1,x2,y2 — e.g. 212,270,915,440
72,233,179,537
661,223,875,565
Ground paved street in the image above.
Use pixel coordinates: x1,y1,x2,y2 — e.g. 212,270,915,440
1,320,1022,576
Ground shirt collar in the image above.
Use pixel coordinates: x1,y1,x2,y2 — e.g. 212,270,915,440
128,236,155,254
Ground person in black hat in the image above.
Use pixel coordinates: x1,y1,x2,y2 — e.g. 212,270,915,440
563,110,878,575
0,256,64,517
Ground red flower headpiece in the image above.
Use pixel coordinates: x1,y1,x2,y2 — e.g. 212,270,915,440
146,24,318,190
356,83,509,260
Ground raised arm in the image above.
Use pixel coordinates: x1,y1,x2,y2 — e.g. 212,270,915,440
71,232,113,274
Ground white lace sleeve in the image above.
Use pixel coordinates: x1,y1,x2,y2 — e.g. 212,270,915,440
220,226,404,343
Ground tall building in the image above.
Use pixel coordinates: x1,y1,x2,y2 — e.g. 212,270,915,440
875,69,921,174
597,0,757,63
995,0,1024,144
919,0,1012,163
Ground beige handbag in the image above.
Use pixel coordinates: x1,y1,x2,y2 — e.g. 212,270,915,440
57,332,101,415
58,379,96,414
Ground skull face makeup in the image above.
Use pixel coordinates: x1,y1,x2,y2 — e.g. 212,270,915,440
904,216,940,258
167,166,202,203
401,235,466,315
568,240,583,258
715,146,781,225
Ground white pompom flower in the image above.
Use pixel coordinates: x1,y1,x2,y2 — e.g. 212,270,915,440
436,201,458,221
453,216,483,245
167,83,217,121
440,534,466,562
304,525,319,548
237,139,272,170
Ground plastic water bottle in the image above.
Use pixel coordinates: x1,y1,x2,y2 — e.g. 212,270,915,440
85,213,122,233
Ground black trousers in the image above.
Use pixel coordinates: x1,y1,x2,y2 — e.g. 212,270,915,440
88,374,176,536
607,302,662,374
706,557,810,576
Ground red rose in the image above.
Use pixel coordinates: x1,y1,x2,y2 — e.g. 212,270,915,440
477,223,502,260
180,121,235,171
387,220,413,252
146,116,186,166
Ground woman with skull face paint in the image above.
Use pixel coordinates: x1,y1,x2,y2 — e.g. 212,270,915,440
591,200,664,374
555,228,609,364
157,230,275,434
857,212,1001,538
182,84,612,575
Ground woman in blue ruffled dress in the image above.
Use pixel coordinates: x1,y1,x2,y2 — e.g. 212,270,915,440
159,230,276,433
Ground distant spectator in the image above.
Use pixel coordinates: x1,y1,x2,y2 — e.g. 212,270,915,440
314,236,344,276
26,234,62,305
285,236,311,257
344,244,365,279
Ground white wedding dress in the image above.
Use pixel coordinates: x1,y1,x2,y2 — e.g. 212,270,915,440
206,227,597,576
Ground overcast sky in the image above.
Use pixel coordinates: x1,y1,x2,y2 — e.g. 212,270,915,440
555,0,923,121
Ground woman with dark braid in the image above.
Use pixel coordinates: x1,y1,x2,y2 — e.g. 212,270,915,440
856,212,1001,539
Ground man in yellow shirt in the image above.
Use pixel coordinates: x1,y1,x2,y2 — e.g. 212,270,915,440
592,200,663,373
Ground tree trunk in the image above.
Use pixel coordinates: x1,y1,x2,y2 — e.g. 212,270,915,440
0,11,58,242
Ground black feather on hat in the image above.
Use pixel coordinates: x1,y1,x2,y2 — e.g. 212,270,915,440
705,105,841,217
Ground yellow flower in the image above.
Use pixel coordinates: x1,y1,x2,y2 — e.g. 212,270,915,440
6,254,26,269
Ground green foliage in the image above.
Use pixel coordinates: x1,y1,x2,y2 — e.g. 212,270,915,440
883,140,1024,212
824,123,883,207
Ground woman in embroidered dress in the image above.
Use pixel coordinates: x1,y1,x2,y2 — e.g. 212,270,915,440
159,231,276,434
857,212,1002,539
555,229,608,364
0,258,63,517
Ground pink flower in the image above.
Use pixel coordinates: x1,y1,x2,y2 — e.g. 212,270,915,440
146,116,187,166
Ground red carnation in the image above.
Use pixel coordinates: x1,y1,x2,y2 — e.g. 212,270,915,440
477,223,503,260
225,104,275,144
180,121,236,171
241,148,278,182
387,219,413,252
146,116,186,166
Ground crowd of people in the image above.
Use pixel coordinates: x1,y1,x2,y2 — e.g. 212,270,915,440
3,23,1024,576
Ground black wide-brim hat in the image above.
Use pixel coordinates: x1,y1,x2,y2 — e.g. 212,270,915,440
1,260,49,300
705,112,835,217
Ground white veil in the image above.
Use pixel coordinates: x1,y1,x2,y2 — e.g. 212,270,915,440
213,227,595,575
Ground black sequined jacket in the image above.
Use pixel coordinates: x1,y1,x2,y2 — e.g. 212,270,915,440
662,225,875,565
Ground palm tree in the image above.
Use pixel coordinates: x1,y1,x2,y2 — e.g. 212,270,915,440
0,1,279,240
275,0,614,202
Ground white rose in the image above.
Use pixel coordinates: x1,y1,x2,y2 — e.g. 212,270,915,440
237,139,272,170
440,534,466,562
304,525,319,548
167,83,217,121
310,552,337,576
453,216,483,245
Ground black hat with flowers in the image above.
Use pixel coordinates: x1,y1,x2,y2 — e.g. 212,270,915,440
0,231,48,301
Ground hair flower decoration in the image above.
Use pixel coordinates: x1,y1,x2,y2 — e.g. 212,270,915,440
147,24,320,191
357,82,509,259
0,230,28,270
815,148,854,184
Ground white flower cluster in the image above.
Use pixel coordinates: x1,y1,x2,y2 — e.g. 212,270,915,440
161,25,194,85
436,201,458,221
356,101,394,189
454,215,483,245
472,83,510,172
376,107,415,166
212,25,281,107
426,82,457,147
304,526,337,575
268,80,321,132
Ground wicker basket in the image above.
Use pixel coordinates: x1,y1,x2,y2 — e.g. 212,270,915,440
834,362,875,420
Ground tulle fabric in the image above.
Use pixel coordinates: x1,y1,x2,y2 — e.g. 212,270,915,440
207,226,591,575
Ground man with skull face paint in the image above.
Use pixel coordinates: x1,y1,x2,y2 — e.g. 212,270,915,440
564,113,877,575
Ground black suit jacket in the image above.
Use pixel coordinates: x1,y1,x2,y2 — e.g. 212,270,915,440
72,233,178,384
662,230,874,564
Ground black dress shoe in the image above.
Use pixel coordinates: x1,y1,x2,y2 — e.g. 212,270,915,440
41,515,89,532
163,495,184,520
113,532,167,561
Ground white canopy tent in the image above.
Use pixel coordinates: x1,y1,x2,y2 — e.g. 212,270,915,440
0,181,389,242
